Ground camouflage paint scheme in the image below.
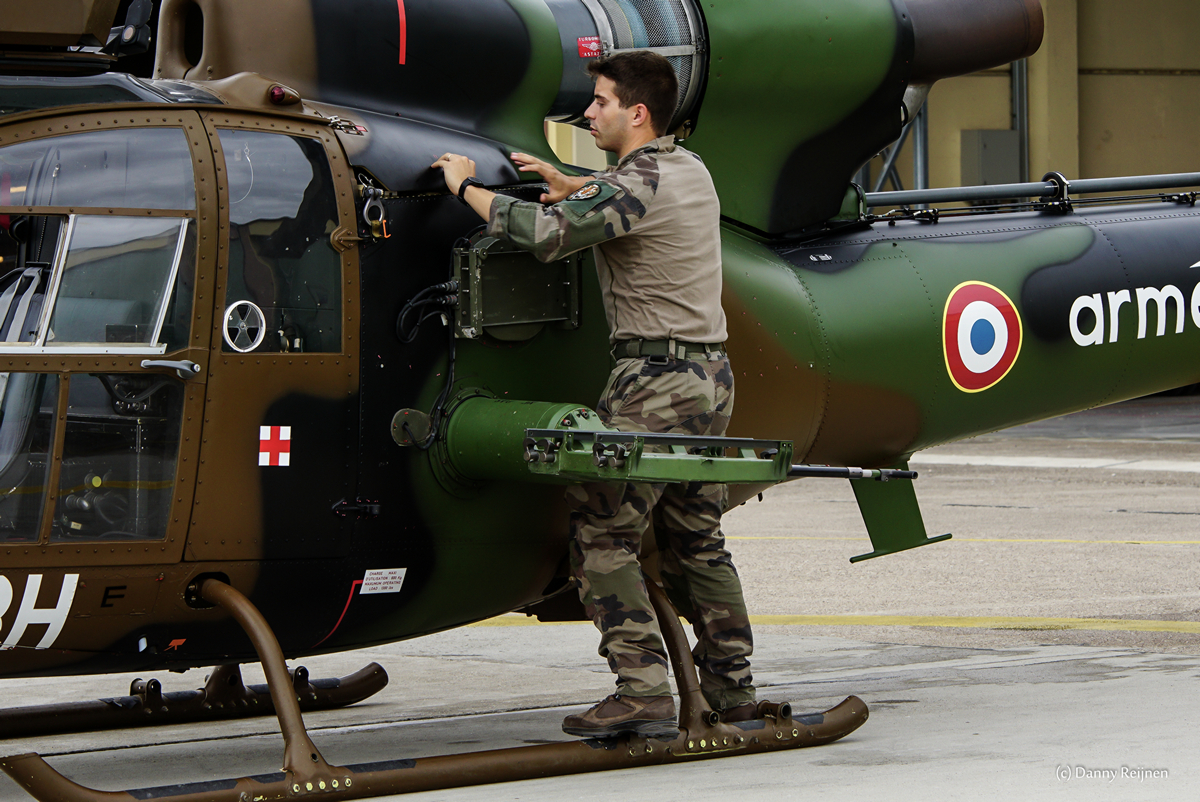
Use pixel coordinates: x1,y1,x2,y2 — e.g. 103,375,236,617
2,0,1194,683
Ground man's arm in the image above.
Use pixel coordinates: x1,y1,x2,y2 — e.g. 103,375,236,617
431,152,590,218
432,151,651,262
487,183,627,262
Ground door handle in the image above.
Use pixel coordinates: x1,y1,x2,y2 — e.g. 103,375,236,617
140,359,202,379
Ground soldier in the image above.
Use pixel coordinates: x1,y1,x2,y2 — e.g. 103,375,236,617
432,51,756,739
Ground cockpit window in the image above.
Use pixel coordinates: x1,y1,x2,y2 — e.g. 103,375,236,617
0,373,58,543
50,373,184,542
0,214,195,354
217,129,341,353
0,128,195,210
48,216,194,351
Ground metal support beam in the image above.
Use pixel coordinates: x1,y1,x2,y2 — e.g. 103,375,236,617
872,122,913,194
1011,58,1029,184
912,104,930,208
854,162,871,194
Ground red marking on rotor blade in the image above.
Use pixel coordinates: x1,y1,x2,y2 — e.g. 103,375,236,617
314,579,363,647
397,0,407,65
165,639,186,651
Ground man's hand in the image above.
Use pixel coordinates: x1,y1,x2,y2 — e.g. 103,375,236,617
430,152,495,222
431,153,476,196
511,152,588,204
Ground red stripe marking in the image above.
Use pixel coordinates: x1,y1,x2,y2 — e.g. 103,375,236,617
397,0,407,65
314,579,363,647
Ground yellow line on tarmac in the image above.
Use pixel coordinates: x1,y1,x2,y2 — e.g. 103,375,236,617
470,613,1200,633
746,614,1200,633
726,536,1200,545
959,538,1200,545
470,616,589,627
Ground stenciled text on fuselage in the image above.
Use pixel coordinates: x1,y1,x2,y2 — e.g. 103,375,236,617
1069,279,1200,346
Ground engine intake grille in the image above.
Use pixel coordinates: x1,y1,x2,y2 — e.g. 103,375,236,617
571,0,706,134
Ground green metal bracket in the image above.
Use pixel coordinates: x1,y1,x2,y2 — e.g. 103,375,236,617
438,396,791,486
848,462,952,562
524,419,793,485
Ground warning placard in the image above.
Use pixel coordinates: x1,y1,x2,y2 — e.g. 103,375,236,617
360,568,407,594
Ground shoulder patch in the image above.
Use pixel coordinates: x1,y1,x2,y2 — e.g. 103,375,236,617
558,180,621,217
567,183,602,201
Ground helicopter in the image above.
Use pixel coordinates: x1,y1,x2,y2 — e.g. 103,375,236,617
0,0,1198,798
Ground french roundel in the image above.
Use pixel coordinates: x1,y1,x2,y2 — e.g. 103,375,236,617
943,281,1023,393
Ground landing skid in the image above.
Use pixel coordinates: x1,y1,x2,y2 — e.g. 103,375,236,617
0,580,868,801
0,660,388,739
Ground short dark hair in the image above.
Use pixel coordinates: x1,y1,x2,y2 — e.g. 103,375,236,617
587,51,679,137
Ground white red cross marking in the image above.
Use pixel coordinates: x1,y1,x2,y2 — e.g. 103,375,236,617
259,426,291,466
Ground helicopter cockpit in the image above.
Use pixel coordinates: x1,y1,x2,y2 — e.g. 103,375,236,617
0,100,360,564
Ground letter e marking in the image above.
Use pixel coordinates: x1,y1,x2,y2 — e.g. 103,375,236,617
100,586,127,608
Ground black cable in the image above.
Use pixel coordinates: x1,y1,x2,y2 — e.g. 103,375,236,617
407,315,456,451
395,298,444,343
454,224,487,251
394,227,486,447
395,271,462,448
395,282,458,343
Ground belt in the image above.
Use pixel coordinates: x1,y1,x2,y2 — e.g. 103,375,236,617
611,338,726,362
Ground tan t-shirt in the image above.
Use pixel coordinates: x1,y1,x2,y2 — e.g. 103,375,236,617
489,135,728,344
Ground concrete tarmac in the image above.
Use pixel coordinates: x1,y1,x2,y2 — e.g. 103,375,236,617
1,398,1198,800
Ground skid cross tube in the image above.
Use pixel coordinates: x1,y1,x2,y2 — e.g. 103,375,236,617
196,579,340,788
0,581,868,802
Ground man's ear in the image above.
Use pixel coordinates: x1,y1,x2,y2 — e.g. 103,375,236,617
631,103,652,131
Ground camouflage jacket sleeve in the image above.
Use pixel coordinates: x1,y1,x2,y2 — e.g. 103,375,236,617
487,170,655,263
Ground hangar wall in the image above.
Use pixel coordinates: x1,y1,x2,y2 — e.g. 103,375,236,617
1078,0,1200,179
549,0,1200,196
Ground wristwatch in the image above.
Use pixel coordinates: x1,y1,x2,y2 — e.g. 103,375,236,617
457,176,485,204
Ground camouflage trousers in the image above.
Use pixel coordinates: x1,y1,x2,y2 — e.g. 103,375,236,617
565,354,756,710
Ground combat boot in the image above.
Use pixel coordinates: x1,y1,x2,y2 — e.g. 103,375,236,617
562,694,678,739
